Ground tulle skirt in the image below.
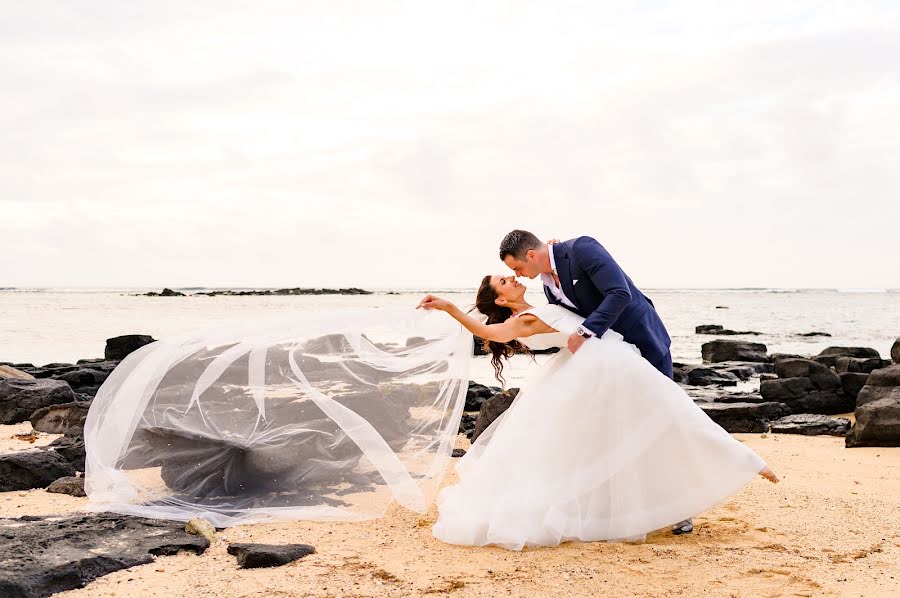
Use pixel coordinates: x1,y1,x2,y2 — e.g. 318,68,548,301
432,333,766,550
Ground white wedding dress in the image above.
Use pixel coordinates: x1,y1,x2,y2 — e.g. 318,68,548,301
432,304,767,550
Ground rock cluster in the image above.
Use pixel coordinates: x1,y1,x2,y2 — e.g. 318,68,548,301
0,335,155,494
759,357,854,414
459,334,900,442
685,338,900,442
846,364,900,447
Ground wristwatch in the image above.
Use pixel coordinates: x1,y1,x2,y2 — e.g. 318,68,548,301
576,326,593,339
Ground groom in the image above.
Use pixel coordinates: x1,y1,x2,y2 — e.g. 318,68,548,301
499,230,693,535
499,230,673,378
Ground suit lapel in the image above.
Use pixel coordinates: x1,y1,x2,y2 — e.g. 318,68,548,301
552,243,580,311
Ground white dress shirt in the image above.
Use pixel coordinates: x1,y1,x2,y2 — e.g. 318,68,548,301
541,246,578,310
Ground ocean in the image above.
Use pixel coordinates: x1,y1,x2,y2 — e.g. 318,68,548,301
2,287,899,387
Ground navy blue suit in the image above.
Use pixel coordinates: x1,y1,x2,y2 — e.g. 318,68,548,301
545,237,673,379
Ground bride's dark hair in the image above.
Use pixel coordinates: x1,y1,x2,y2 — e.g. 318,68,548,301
473,275,530,387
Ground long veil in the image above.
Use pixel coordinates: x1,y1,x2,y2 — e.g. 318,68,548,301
83,307,472,527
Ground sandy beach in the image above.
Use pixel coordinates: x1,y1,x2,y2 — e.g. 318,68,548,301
2,424,897,598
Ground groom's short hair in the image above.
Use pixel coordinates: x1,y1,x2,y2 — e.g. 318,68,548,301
499,230,542,260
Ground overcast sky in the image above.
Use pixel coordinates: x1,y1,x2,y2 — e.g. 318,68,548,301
2,1,899,289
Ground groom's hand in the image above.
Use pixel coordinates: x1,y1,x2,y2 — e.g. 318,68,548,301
567,332,587,353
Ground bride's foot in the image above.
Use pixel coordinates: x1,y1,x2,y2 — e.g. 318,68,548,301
760,465,779,484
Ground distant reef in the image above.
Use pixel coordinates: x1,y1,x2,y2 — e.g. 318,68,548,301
137,287,372,297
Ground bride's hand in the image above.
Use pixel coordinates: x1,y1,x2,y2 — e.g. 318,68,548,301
547,238,560,244
417,294,452,312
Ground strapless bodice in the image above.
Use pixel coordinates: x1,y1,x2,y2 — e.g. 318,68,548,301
513,304,623,351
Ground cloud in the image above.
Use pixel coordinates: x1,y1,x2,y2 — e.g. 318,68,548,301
0,1,898,288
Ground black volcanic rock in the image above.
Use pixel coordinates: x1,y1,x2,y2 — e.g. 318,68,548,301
791,390,856,415
892,337,900,364
196,287,371,297
46,476,87,497
105,334,156,361
0,378,76,424
701,340,768,363
761,371,854,414
25,360,118,381
715,361,774,379
797,331,831,337
0,450,76,491
760,377,814,401
818,346,881,359
677,362,773,384
814,346,881,369
44,436,86,472
770,414,851,436
774,358,841,391
840,372,870,403
695,324,761,336
684,385,765,403
471,389,519,442
466,381,502,411
143,287,186,296
227,542,315,568
672,363,689,383
695,324,724,334
458,413,477,438
855,365,900,407
770,353,806,364
686,367,739,386
54,368,110,390
30,401,91,436
834,357,889,374
846,396,900,447
0,513,209,597
698,401,788,433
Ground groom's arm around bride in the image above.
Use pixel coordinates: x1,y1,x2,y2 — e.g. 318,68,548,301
562,235,673,377
562,236,635,352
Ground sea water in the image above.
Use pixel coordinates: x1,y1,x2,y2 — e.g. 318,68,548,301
2,287,898,387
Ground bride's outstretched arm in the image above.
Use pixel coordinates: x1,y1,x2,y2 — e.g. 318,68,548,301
416,295,550,342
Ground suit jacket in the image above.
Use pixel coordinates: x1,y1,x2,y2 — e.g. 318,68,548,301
545,236,673,377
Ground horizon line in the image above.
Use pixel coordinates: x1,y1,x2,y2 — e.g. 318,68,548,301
2,285,898,293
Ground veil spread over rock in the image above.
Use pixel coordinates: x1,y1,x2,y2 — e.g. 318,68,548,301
84,307,472,527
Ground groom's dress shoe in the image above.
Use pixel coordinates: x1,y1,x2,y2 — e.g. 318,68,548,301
672,518,693,535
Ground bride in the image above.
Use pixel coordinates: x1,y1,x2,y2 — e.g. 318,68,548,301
417,275,778,551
